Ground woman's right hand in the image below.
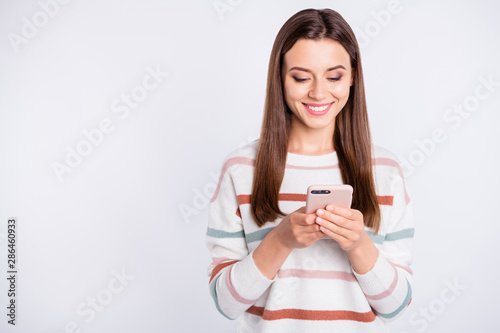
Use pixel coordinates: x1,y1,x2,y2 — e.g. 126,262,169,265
253,207,324,279
272,206,324,250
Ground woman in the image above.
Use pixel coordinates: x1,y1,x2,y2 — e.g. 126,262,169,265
206,8,414,332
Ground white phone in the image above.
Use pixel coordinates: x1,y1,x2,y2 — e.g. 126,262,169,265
305,185,353,214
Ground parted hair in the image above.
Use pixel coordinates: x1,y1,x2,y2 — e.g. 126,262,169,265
250,8,381,233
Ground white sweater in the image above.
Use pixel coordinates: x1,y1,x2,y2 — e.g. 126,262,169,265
206,140,414,332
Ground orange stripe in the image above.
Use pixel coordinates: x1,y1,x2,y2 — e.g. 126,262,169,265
246,306,376,322
279,193,306,201
237,193,306,205
377,195,393,206
211,156,410,204
235,208,241,218
237,195,251,205
247,306,265,316
209,260,238,284
238,194,392,206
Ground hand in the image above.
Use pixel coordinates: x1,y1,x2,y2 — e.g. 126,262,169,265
314,205,367,253
273,206,324,250
253,207,323,279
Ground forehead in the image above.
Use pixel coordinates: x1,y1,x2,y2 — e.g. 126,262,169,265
283,38,351,71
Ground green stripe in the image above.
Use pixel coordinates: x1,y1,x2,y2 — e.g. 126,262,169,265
375,279,412,319
206,228,245,239
385,228,414,241
246,227,274,243
367,231,385,245
367,228,415,245
208,227,413,244
210,274,232,319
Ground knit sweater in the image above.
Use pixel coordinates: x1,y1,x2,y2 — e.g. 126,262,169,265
206,140,414,333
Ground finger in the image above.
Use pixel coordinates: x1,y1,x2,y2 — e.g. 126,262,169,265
305,223,322,234
316,216,355,239
295,222,321,235
325,205,362,221
294,227,324,244
316,209,351,228
305,230,326,240
291,221,322,240
319,225,347,242
297,212,318,226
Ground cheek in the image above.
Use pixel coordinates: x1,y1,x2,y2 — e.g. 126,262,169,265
331,83,351,100
284,80,308,102
283,85,293,109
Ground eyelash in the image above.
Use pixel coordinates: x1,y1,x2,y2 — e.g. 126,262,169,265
293,76,307,83
292,76,342,83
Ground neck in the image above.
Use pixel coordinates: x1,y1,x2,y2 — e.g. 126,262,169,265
287,116,335,155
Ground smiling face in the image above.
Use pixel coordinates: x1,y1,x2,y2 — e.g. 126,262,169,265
282,38,353,132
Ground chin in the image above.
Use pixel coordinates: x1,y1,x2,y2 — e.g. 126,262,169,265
305,118,335,129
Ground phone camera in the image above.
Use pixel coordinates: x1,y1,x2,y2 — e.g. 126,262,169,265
311,190,331,194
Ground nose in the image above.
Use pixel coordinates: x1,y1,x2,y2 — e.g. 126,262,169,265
308,79,327,100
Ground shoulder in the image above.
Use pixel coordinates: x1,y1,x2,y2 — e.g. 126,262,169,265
371,145,407,189
210,140,258,204
218,139,259,175
372,145,400,162
372,145,412,204
223,139,259,162
216,139,259,184
372,145,405,176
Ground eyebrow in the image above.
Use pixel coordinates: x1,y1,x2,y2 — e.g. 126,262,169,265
288,65,346,73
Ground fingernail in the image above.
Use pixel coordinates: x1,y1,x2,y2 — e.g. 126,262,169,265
326,205,333,211
316,217,323,225
316,209,324,216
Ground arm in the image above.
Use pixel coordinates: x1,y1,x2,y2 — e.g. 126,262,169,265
315,175,414,320
207,200,274,320
354,175,414,321
252,206,325,278
207,173,323,319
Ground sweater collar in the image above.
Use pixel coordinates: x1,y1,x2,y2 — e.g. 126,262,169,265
285,151,338,167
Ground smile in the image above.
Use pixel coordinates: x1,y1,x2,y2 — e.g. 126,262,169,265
302,102,333,116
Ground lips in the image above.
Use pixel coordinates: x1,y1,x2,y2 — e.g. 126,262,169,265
302,102,333,116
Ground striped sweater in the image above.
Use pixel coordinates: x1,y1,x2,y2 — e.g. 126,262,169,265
206,140,414,332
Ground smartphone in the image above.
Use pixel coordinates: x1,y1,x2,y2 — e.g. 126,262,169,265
305,185,353,214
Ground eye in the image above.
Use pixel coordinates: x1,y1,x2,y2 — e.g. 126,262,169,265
292,76,308,83
328,76,342,82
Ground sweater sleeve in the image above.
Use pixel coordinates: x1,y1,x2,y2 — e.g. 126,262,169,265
352,172,414,321
206,165,274,319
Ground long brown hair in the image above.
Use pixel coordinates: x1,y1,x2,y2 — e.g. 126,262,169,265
251,8,381,233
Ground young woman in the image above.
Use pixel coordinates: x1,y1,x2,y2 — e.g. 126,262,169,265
206,8,414,332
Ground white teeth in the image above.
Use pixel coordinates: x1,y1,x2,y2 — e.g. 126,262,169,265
306,103,330,112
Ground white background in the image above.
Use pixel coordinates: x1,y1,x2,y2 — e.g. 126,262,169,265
0,0,499,332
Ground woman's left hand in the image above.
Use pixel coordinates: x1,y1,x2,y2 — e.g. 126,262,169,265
315,205,379,274
314,205,367,253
